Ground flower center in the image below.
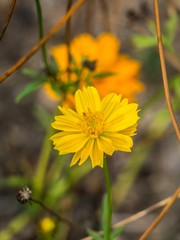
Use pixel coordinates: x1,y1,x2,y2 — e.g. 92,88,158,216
80,110,105,138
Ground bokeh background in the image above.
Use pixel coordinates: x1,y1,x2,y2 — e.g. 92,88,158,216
0,0,180,239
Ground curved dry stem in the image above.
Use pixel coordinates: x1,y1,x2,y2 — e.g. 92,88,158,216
0,0,85,83
66,0,73,76
0,0,17,40
154,0,180,142
139,187,180,240
81,190,180,240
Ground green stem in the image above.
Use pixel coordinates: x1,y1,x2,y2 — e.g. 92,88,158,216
35,0,50,73
33,124,53,196
104,157,112,240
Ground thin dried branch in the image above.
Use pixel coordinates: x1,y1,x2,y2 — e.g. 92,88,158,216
0,0,17,41
0,0,85,84
81,190,180,240
154,0,180,142
139,187,180,240
65,0,73,76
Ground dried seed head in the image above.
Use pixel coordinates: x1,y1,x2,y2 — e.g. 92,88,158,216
16,186,32,204
82,60,97,71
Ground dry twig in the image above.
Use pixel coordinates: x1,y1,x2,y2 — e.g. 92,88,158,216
0,0,85,84
154,0,180,142
139,187,180,240
81,190,180,240
0,0,17,41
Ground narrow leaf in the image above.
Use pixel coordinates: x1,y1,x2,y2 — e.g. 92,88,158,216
87,229,103,240
16,80,45,102
22,68,46,80
110,226,124,239
165,12,178,45
132,35,157,49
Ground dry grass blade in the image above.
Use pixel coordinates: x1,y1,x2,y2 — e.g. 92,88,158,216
81,191,180,240
154,0,180,142
65,0,73,77
139,187,180,240
0,0,85,84
0,0,17,41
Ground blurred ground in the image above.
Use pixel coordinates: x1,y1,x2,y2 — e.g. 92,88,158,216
0,0,180,239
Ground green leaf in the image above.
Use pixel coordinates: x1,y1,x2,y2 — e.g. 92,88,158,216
0,176,29,188
147,21,157,35
33,105,52,129
15,80,45,102
87,229,103,240
49,56,59,74
110,226,124,239
50,81,61,95
148,108,171,139
92,71,115,78
22,68,47,80
132,34,157,49
172,75,180,97
165,11,178,46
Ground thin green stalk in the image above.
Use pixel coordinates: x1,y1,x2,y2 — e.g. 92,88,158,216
35,0,50,73
33,124,53,196
103,158,112,240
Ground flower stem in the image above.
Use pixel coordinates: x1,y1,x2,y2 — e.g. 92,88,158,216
33,123,53,196
103,158,112,240
35,0,50,74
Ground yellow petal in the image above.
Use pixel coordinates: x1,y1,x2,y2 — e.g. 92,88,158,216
97,136,114,155
106,104,139,131
52,116,80,132
70,151,82,166
120,123,138,136
53,133,88,154
58,107,80,119
105,133,133,152
79,139,94,165
90,140,104,168
75,86,101,114
101,93,121,121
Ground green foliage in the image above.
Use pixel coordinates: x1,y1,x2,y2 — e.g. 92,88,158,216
132,11,179,51
164,11,179,52
92,71,115,78
172,75,180,98
33,105,52,129
87,229,103,240
110,226,124,240
22,68,47,80
16,79,46,102
132,34,157,49
0,176,29,188
101,194,109,236
16,68,49,102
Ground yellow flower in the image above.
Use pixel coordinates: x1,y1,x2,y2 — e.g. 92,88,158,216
39,217,55,234
48,32,144,103
50,86,139,168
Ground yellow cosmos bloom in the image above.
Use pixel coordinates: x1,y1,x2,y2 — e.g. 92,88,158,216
50,86,139,168
48,32,144,103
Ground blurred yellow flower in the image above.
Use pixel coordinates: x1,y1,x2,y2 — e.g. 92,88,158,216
43,83,59,101
50,86,139,168
39,217,55,234
48,32,144,103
